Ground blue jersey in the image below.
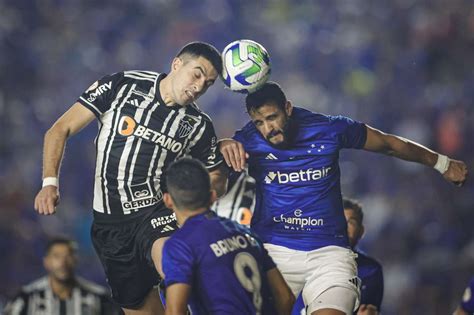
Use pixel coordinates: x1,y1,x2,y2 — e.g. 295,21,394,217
291,249,383,314
234,107,367,250
162,211,277,315
461,277,474,313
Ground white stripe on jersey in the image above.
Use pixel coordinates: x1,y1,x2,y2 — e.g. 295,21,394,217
79,96,102,115
93,84,129,213
124,71,157,82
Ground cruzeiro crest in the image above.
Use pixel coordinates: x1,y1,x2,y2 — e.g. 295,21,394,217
177,115,199,138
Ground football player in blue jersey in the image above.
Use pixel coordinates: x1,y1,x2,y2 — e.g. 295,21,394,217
454,277,474,315
292,198,383,315
161,158,295,315
219,82,467,315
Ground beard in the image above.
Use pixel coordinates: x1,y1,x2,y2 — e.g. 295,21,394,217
266,116,294,149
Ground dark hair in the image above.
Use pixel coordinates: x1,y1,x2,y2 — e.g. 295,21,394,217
176,41,223,75
165,158,211,211
245,81,287,113
45,237,78,255
343,197,364,225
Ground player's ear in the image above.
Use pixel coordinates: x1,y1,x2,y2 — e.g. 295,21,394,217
285,101,293,116
163,192,174,209
209,190,217,205
171,57,183,71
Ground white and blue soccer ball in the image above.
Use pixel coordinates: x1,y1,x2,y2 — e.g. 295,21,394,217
221,39,271,93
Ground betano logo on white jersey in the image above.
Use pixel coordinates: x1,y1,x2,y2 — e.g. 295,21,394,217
118,115,183,153
264,166,331,184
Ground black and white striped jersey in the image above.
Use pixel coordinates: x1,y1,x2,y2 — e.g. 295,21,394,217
3,276,118,315
211,171,256,226
77,71,223,219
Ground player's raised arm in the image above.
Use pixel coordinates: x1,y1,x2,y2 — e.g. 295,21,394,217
267,267,295,315
363,125,468,186
34,103,96,215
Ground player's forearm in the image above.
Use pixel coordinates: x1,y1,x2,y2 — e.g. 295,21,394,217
42,124,70,178
382,134,438,167
210,164,229,198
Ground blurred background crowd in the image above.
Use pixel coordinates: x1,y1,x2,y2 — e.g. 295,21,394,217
0,0,473,314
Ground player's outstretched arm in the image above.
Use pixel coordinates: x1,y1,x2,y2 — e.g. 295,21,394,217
34,102,96,215
363,125,468,186
164,283,191,315
219,138,248,172
267,267,295,315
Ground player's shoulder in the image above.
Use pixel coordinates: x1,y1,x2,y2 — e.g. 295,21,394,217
122,70,160,81
76,276,108,296
21,276,49,293
185,103,213,123
234,121,259,143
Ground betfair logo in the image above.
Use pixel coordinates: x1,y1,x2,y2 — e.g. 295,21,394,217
264,167,331,184
118,116,183,153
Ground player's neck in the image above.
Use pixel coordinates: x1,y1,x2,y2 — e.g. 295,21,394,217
49,276,75,300
159,75,178,107
176,208,209,226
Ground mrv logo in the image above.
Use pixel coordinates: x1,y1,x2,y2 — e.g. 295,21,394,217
273,209,324,230
264,167,331,184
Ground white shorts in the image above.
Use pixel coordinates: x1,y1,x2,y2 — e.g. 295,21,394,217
264,244,360,314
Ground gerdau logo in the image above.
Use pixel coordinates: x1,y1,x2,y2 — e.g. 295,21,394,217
264,167,331,184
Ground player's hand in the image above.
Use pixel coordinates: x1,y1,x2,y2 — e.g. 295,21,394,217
34,186,60,215
219,138,248,172
357,304,378,315
443,159,468,187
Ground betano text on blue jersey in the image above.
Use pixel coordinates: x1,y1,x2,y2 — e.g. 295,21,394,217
77,71,223,219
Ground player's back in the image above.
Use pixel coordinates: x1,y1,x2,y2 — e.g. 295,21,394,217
162,211,277,315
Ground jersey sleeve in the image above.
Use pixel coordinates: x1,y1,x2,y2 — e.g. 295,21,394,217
77,72,124,118
162,238,195,287
330,115,367,149
188,119,224,170
259,240,276,272
369,264,384,310
3,291,27,315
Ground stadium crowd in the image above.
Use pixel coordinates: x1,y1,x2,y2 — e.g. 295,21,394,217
0,0,473,314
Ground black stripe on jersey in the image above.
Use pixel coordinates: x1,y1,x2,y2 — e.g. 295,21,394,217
99,83,135,214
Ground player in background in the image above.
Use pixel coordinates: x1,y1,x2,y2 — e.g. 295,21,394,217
453,277,474,315
3,237,119,315
220,82,467,315
161,158,295,315
34,42,228,315
211,170,255,226
292,198,383,315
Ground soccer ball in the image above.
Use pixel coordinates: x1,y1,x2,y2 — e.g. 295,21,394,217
221,39,271,93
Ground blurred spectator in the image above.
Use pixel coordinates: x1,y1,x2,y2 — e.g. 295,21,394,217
3,237,120,315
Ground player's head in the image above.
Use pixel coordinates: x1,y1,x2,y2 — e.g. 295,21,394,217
43,237,78,283
169,42,222,105
343,198,365,248
164,158,216,212
245,81,293,148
